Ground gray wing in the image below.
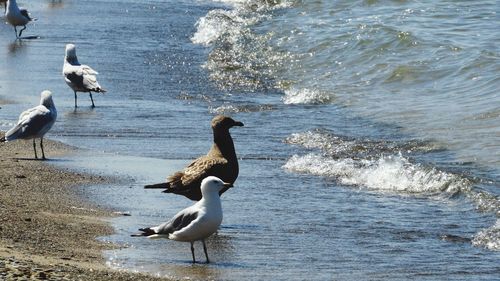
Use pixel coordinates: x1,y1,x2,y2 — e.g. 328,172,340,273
81,73,103,92
65,71,86,91
155,210,198,235
64,65,103,92
5,106,54,141
132,210,198,237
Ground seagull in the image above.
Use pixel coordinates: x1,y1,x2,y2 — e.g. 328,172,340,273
145,115,243,200
63,44,106,108
0,91,57,160
133,176,232,263
5,0,36,39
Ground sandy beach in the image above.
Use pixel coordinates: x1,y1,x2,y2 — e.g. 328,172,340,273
0,132,172,280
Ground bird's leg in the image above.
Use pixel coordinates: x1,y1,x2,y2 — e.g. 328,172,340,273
40,138,46,160
89,92,95,108
14,26,19,39
202,239,210,263
74,91,78,108
190,242,196,263
18,25,27,38
33,139,38,159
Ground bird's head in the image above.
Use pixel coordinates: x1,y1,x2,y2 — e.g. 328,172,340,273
65,44,78,63
211,115,244,131
40,90,55,108
201,176,233,195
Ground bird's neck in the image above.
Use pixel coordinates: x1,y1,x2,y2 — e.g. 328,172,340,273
7,0,17,11
199,193,222,211
209,130,237,161
42,100,56,112
65,57,80,66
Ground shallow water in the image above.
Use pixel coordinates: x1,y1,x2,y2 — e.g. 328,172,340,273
1,0,499,280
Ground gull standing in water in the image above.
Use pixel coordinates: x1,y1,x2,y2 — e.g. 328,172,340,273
0,91,57,160
63,44,106,108
133,176,232,263
145,115,243,200
5,0,36,39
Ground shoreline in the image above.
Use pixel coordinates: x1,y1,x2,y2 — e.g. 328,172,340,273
0,133,171,280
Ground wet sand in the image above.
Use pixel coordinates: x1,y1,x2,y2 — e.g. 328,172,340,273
0,132,173,280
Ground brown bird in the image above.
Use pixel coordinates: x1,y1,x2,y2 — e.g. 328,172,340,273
145,115,243,200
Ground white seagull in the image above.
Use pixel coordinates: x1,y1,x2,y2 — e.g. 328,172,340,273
5,0,36,39
132,176,233,263
63,44,106,108
0,91,57,160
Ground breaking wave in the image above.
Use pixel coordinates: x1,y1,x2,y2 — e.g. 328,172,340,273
283,153,468,195
283,130,469,195
473,219,500,251
283,130,500,251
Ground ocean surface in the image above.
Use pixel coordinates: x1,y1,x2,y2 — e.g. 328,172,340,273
1,0,499,280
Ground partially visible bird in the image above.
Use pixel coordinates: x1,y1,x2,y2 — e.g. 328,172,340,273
5,0,36,39
0,91,57,160
63,44,106,108
132,176,232,263
145,115,244,200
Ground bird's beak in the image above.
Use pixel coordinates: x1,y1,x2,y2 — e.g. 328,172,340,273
223,182,234,189
233,121,244,127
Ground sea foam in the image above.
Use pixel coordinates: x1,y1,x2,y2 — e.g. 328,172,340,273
191,9,241,46
282,88,335,105
473,219,500,251
283,153,467,195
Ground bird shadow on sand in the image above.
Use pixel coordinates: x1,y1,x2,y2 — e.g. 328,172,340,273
11,157,46,162
12,157,65,162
